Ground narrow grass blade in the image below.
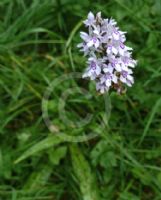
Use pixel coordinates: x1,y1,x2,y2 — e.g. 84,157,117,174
139,97,161,145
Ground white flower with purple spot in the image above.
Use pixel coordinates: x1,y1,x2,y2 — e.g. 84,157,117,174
96,82,109,94
82,57,101,80
79,31,100,49
100,72,118,87
78,11,137,94
120,69,134,87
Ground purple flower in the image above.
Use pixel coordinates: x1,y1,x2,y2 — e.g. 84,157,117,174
78,12,137,94
120,69,134,87
87,36,100,48
112,28,120,40
82,57,101,80
79,31,100,49
96,82,109,94
77,42,89,56
106,44,118,55
100,72,118,87
84,12,95,27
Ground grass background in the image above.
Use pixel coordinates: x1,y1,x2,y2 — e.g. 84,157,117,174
0,0,161,199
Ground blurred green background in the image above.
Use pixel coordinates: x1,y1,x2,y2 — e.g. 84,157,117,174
0,0,161,199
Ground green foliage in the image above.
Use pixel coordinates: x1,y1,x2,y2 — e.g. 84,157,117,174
14,134,65,164
0,0,161,199
70,145,100,200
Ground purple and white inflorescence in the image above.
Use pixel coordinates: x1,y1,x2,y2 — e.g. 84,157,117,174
77,12,137,94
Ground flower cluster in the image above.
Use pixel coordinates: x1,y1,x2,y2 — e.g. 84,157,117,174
77,12,137,94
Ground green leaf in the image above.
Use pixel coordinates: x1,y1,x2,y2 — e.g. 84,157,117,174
90,140,108,166
48,146,67,165
23,164,53,190
119,192,140,200
157,172,161,185
14,135,65,164
70,144,100,200
100,151,117,168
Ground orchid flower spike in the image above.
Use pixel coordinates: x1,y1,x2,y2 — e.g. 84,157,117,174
77,11,137,94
